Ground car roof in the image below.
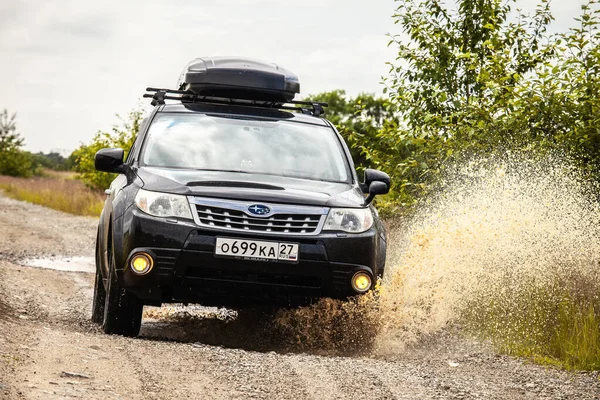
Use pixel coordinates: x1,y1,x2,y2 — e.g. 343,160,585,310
158,102,330,127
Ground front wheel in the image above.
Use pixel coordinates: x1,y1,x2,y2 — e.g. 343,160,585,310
91,231,106,324
102,238,143,337
91,267,106,324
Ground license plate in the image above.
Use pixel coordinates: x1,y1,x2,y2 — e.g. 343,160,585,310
215,237,299,262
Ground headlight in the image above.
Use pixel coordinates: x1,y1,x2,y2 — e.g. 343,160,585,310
134,189,193,219
323,208,373,233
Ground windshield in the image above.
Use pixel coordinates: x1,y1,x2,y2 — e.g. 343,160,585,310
141,113,350,183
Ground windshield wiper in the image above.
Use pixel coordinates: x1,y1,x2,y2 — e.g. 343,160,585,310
193,168,340,183
194,169,250,174
280,173,330,182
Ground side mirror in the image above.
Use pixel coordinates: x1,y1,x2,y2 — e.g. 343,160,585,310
364,181,389,205
361,169,391,205
364,169,391,189
95,148,126,173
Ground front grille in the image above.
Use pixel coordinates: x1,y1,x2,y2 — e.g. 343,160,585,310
195,205,322,234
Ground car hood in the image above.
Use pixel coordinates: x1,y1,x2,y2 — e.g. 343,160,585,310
135,167,366,208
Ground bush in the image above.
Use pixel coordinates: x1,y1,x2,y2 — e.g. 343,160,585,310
33,152,71,171
0,149,39,178
328,0,600,215
0,109,40,177
370,1,600,369
71,109,142,189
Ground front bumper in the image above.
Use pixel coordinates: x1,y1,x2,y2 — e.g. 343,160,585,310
115,209,385,307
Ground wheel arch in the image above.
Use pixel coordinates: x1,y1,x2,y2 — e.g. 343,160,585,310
110,213,128,272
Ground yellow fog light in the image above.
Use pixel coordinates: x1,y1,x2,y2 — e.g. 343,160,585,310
130,253,153,275
351,271,372,293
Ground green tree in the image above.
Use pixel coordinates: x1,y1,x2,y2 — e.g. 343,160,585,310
72,109,143,189
0,109,38,177
387,0,553,132
33,152,69,171
523,1,600,174
368,0,600,212
304,91,399,174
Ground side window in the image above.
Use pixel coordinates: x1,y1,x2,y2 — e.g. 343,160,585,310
126,117,149,164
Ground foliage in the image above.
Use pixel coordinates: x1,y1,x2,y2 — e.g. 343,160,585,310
304,91,399,175
371,0,559,211
304,0,599,216
527,2,600,175
378,0,600,370
71,109,143,189
0,109,40,177
33,152,71,171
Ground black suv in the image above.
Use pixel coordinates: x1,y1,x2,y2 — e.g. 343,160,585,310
92,57,390,336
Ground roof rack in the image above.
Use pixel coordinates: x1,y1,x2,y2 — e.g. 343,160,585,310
143,88,328,117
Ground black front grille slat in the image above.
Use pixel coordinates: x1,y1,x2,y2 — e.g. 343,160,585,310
206,216,319,227
200,208,321,223
195,205,322,234
198,216,318,229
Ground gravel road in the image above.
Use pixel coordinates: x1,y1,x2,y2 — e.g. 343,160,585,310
0,193,598,399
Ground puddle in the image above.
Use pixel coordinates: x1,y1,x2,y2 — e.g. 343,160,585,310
21,256,95,273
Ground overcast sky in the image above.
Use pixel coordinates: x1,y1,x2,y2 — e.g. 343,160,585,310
0,0,589,154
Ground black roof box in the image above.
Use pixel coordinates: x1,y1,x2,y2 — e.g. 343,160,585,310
177,57,300,102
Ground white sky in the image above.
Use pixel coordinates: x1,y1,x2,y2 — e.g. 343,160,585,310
0,0,589,154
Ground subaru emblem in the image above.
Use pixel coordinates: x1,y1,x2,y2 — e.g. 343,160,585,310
247,204,271,216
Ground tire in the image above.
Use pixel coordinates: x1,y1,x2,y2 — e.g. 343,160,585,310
102,234,143,337
91,230,106,324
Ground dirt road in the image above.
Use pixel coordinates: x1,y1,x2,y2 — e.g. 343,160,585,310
0,193,598,400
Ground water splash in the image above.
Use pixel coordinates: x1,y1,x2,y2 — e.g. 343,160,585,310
271,154,600,357
374,154,600,355
133,154,600,360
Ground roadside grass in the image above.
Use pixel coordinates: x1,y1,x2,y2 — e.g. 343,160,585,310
40,169,78,180
543,301,600,370
0,173,104,217
462,272,600,371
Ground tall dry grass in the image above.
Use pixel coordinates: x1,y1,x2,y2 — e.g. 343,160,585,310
0,173,104,217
